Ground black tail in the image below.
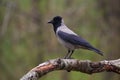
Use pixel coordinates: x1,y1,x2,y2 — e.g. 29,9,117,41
90,47,103,56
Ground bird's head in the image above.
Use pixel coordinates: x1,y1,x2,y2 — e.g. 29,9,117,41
48,16,63,26
48,16,64,32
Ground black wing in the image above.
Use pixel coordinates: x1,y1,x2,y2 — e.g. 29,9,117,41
58,31,92,48
58,31,103,56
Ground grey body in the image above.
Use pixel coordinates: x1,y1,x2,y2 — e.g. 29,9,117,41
48,16,103,58
56,23,77,50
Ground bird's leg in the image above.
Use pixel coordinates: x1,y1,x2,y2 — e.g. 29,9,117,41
65,50,74,72
66,50,74,59
64,50,70,59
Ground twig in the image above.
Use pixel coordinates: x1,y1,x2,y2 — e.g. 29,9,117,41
20,58,120,80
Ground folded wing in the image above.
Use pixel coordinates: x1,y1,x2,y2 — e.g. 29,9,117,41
58,31,103,56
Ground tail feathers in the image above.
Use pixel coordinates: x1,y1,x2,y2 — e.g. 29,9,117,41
90,47,103,56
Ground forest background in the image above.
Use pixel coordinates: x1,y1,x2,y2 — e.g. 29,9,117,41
0,0,120,80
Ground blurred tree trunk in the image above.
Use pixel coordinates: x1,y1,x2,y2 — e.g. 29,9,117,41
61,71,70,80
98,0,120,80
30,0,44,64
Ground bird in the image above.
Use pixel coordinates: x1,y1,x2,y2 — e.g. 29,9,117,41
48,16,103,59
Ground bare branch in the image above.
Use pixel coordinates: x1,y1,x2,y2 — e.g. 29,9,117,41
20,59,120,80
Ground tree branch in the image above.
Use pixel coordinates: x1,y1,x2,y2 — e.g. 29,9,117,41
20,58,120,80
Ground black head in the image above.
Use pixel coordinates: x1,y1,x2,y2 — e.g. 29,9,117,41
48,16,62,25
48,16,63,32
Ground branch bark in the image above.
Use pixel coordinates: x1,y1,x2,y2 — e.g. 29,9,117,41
20,58,120,80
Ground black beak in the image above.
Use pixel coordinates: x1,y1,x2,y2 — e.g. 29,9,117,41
48,20,53,24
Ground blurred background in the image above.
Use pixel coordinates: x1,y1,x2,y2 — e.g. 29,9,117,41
0,0,120,80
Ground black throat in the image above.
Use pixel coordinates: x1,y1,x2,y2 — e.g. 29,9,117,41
52,23,61,33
